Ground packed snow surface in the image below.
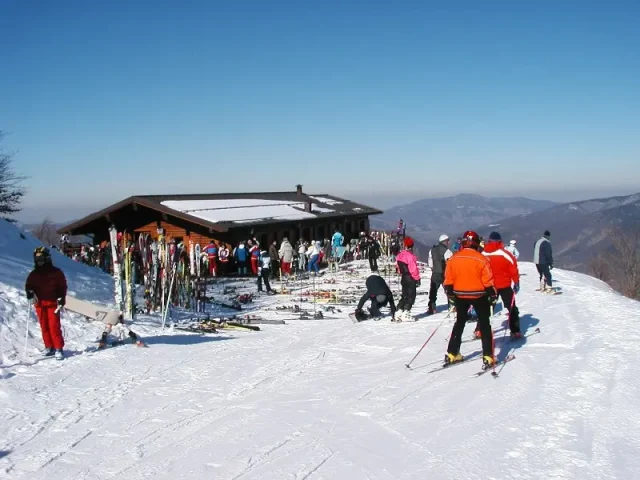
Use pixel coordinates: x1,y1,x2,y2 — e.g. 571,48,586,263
1,220,640,479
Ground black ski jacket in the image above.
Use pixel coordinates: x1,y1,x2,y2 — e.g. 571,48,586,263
430,242,448,280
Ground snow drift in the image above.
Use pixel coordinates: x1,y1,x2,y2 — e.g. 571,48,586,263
1,220,639,479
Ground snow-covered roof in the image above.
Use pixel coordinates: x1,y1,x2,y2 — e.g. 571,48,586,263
57,188,383,235
162,199,318,223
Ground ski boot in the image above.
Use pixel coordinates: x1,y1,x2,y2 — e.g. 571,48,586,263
482,355,495,370
41,347,55,357
444,352,464,366
98,332,108,349
392,310,404,322
427,302,436,315
55,349,65,361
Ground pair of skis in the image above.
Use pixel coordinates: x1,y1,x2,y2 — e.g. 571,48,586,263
426,327,541,376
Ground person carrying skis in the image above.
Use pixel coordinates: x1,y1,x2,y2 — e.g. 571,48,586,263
395,236,420,322
482,232,522,339
505,239,519,259
353,273,397,321
442,230,497,370
24,247,68,360
427,234,453,315
533,230,553,290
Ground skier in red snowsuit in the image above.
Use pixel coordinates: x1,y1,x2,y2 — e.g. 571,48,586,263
25,247,68,360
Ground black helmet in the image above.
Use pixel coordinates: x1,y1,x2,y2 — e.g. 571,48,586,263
34,246,52,267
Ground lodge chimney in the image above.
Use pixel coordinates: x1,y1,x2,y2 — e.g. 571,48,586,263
296,184,303,195
305,201,312,212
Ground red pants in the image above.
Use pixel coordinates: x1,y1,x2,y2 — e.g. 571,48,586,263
281,261,291,275
250,257,259,275
36,301,64,349
208,256,217,276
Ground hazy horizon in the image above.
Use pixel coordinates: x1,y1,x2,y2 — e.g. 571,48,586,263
15,186,640,225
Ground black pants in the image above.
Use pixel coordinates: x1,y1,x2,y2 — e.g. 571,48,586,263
497,287,520,333
397,276,417,311
357,294,388,317
369,256,378,272
257,268,272,292
447,296,493,358
428,275,443,305
536,264,552,287
270,259,279,278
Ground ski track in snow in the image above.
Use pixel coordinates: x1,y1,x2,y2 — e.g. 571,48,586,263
1,224,640,480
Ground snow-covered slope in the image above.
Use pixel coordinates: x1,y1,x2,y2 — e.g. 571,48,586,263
0,219,117,363
1,226,639,479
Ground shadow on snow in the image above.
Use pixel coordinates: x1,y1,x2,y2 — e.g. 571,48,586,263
142,333,236,346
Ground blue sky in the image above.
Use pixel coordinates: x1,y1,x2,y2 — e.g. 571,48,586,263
1,1,639,221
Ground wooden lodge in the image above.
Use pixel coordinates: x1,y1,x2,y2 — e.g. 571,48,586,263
56,185,383,248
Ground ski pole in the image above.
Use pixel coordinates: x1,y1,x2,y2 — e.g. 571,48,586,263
24,298,32,357
405,317,446,369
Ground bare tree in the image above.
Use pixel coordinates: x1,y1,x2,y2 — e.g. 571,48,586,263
598,227,640,300
32,217,60,247
610,228,640,299
589,253,610,282
0,131,26,221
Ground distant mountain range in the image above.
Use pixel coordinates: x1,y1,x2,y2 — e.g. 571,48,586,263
474,192,640,272
371,194,557,245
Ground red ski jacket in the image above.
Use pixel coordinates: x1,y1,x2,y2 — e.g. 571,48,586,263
482,241,519,289
25,264,68,303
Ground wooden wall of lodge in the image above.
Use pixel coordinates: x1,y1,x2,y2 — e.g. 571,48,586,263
132,217,371,249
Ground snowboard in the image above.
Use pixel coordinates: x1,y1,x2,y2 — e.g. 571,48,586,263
64,295,122,325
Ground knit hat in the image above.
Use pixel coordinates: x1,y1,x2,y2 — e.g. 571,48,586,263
438,234,449,243
509,239,516,245
489,231,502,241
404,236,414,248
544,230,550,238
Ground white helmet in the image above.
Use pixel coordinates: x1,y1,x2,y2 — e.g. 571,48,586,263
439,234,449,242
510,239,516,245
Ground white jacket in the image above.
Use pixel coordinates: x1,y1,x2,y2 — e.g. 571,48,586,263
306,243,321,256
505,245,520,259
278,240,295,263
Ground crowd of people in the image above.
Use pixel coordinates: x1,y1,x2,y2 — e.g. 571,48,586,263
354,228,554,371
36,225,553,364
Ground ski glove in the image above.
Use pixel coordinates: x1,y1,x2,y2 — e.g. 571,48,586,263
513,282,520,294
485,287,498,305
444,285,454,298
26,290,34,300
57,297,65,307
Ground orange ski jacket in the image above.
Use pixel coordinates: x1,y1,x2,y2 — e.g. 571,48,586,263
444,247,494,299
